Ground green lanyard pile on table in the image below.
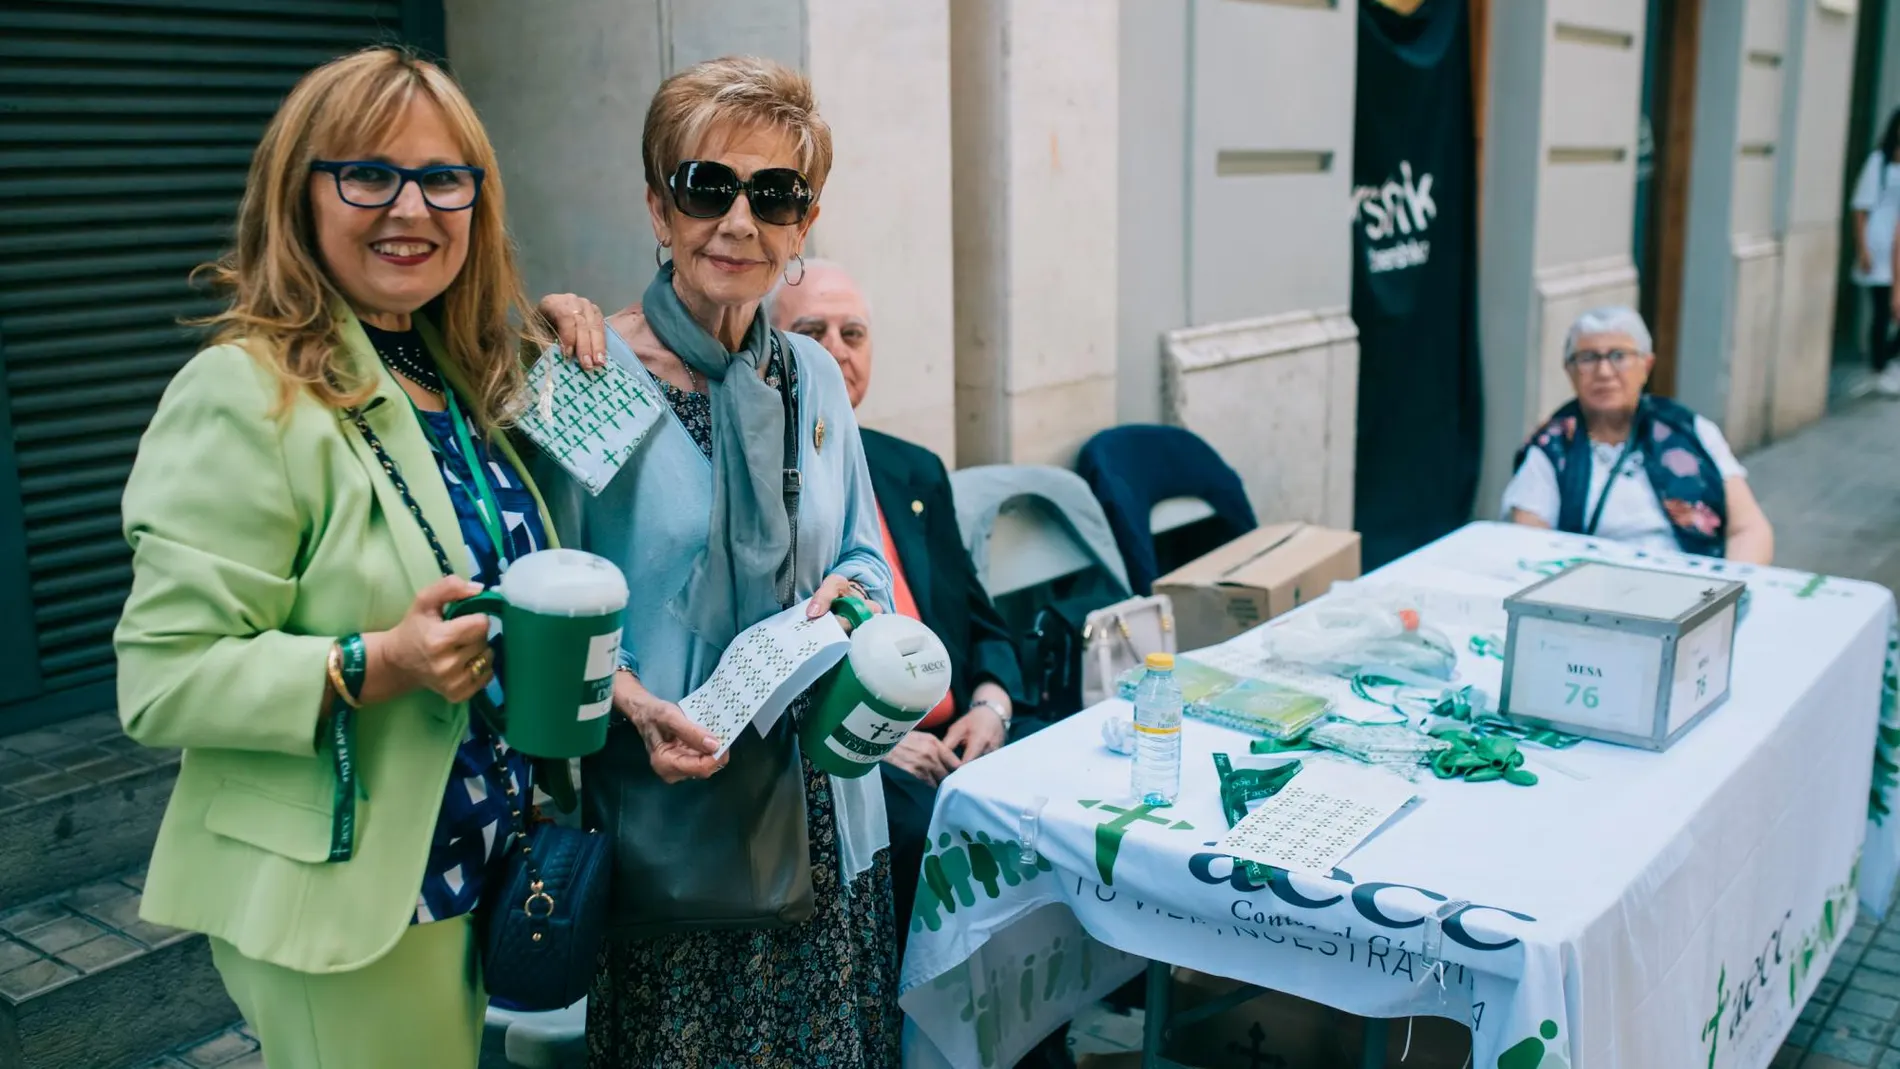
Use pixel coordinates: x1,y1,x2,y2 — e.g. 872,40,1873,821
1426,724,1538,785
1245,676,1557,787
1417,675,1583,751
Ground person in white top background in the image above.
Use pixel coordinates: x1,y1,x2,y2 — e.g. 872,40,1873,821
1502,306,1775,564
1851,108,1900,397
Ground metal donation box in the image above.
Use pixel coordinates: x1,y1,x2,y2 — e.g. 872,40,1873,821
1500,562,1744,751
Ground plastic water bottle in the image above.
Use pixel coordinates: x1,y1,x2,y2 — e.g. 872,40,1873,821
1132,652,1183,807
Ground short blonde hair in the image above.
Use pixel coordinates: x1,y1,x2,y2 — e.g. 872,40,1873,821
194,46,543,428
643,56,833,202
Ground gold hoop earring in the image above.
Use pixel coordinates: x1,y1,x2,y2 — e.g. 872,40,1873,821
785,253,805,287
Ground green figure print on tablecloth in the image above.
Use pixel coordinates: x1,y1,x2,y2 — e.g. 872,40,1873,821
1497,1020,1568,1069
1788,862,1858,1006
933,933,1100,1069
912,829,1054,933
1870,623,1899,824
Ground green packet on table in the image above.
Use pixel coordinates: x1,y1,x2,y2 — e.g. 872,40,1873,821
1115,657,1240,704
1116,658,1332,741
1190,679,1333,740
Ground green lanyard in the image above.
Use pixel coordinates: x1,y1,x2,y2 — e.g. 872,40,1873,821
1584,431,1638,537
413,387,510,570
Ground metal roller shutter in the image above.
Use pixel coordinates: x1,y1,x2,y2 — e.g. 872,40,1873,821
0,0,443,734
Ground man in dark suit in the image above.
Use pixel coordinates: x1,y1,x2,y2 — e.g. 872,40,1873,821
772,260,1024,942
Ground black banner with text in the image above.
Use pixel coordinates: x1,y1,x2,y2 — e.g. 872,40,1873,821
1351,0,1484,568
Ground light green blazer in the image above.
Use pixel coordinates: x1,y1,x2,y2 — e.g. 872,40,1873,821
114,311,556,975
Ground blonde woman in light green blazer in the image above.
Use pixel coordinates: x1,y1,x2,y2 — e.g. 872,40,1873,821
113,48,580,1069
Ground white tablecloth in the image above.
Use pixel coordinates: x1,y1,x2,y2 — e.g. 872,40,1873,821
899,523,1898,1069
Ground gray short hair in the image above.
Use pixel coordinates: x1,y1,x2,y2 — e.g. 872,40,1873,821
763,257,870,322
1564,305,1652,359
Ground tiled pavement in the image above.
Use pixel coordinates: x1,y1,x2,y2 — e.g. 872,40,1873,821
129,1025,264,1069
0,868,182,1015
0,711,178,815
0,862,260,1069
1747,390,1900,602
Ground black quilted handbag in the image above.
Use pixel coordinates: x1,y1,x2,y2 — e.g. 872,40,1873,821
475,746,611,1011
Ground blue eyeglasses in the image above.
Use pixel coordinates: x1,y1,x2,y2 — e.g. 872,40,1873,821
310,160,486,211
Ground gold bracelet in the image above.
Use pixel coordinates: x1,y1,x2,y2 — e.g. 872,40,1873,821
326,642,362,710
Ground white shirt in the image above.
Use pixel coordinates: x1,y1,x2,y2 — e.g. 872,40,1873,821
1500,414,1746,556
1851,150,1900,286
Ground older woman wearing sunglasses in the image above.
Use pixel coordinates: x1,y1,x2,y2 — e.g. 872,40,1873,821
534,56,899,1068
1503,305,1774,564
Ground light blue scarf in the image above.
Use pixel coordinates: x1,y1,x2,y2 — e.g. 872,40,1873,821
641,263,791,649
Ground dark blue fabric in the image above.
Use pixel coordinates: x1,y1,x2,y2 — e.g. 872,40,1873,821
1075,425,1257,594
411,401,546,925
1514,395,1728,558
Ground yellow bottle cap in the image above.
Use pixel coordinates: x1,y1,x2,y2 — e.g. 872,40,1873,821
1145,652,1175,670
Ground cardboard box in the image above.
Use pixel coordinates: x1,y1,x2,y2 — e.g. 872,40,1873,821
1154,524,1362,652
1165,969,1350,1069
1157,969,1471,1069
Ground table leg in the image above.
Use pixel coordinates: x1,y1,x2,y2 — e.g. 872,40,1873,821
1361,1017,1389,1069
1141,959,1171,1069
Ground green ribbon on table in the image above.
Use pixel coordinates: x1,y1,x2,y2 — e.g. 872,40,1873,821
1425,680,1585,751
1212,753,1308,890
1469,634,1505,661
1213,753,1304,829
1427,724,1538,786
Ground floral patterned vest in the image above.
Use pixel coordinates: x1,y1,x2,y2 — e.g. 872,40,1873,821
1514,395,1727,558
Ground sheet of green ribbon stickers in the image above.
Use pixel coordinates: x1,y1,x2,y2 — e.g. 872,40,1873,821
516,347,664,496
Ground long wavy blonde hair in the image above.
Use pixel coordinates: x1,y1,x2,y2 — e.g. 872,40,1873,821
195,47,543,428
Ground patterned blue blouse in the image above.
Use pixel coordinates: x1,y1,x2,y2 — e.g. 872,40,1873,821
366,325,545,926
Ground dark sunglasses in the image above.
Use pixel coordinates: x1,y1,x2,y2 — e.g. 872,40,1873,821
667,160,814,226
310,160,485,211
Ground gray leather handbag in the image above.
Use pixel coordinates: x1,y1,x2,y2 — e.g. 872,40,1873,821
584,332,816,936
586,710,813,936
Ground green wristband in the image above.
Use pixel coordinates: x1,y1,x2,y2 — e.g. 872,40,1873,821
326,633,368,863
338,633,367,706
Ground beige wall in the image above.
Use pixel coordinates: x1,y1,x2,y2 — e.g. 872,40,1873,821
1116,0,1188,427
446,0,674,310
1771,0,1859,438
1164,311,1359,529
1478,0,1648,516
1143,0,1361,528
951,0,1120,469
806,0,957,460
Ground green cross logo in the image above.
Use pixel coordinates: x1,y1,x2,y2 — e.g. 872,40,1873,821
1078,799,1194,885
1699,967,1728,1069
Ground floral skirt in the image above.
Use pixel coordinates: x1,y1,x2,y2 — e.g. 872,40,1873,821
586,756,902,1069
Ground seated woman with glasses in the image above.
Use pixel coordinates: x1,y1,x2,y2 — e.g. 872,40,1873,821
1502,305,1774,563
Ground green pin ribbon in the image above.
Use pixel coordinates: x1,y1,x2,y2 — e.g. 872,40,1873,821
328,633,369,861
1427,724,1538,786
1469,634,1505,660
1426,681,1584,751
